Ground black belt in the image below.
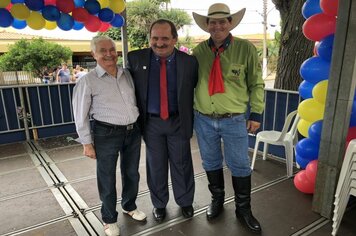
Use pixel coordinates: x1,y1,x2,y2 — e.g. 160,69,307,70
196,110,243,119
94,120,135,130
147,111,179,118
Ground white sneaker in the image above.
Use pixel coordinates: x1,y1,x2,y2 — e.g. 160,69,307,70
122,208,147,221
104,223,120,236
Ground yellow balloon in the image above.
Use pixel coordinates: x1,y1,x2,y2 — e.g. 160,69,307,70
0,0,10,8
313,80,328,104
109,0,126,13
99,0,110,8
44,20,57,30
297,118,312,138
27,11,45,30
298,98,325,123
10,4,30,20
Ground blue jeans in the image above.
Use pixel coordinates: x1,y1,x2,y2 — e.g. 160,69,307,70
93,122,141,224
194,111,251,177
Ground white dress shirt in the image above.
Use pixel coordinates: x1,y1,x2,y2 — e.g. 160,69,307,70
72,65,139,144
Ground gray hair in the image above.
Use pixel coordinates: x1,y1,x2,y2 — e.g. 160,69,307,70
90,36,116,52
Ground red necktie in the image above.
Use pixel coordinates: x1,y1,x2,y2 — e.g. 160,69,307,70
160,58,169,120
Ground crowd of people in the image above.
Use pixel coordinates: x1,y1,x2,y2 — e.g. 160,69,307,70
72,3,265,236
42,63,88,83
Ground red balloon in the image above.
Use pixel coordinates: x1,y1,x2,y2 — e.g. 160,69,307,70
85,15,101,32
320,0,339,16
294,170,315,194
305,160,318,183
72,7,89,22
346,126,356,148
99,22,111,32
5,3,12,10
56,0,75,13
303,13,337,41
45,0,56,5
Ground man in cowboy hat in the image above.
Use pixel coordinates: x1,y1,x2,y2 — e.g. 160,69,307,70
192,3,264,233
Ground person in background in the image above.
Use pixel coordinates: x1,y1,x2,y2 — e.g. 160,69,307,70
127,19,198,223
74,67,87,81
56,63,71,83
72,36,146,236
73,64,81,75
192,3,265,233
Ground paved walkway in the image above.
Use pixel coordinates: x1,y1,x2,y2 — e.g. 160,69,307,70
0,134,355,235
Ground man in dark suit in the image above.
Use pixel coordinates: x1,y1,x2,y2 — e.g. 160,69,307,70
127,19,198,222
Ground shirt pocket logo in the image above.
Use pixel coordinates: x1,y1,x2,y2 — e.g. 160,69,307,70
229,64,245,81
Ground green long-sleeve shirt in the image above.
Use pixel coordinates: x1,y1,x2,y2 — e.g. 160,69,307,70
193,37,265,121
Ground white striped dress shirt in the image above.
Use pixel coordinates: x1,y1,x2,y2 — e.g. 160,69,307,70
72,65,139,144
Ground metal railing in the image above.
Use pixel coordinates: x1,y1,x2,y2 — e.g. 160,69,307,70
0,71,42,85
0,84,301,147
0,83,76,144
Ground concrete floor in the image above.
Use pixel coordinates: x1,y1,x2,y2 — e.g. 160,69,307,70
0,134,355,236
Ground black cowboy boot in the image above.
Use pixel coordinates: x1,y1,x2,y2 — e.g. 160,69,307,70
206,169,225,219
232,175,261,233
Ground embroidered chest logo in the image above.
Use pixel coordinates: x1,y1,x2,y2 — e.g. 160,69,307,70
232,69,240,77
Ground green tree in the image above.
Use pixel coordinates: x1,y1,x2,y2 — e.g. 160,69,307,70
99,0,191,49
272,0,314,90
0,38,72,78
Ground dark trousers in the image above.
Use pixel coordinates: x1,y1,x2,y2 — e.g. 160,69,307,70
93,122,141,224
144,115,195,208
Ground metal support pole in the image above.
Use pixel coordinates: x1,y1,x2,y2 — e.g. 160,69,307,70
121,9,129,68
262,0,268,79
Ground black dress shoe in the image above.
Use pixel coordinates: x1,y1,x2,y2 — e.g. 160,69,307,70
152,208,166,222
181,205,194,218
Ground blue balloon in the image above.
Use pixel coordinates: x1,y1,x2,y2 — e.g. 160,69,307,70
57,13,74,31
73,21,84,30
99,8,114,22
25,0,44,11
298,80,315,100
42,5,60,21
84,0,101,15
12,18,27,29
0,9,14,28
296,138,320,160
74,0,85,7
308,120,323,143
111,14,125,27
302,0,323,19
11,0,25,3
350,101,356,127
300,56,331,84
296,154,317,169
317,35,334,62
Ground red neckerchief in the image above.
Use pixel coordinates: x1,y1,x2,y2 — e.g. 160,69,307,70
208,34,232,96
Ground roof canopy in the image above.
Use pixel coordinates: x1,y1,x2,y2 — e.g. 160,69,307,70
0,0,126,32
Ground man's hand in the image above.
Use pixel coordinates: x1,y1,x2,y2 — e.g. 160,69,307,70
247,120,261,134
83,144,96,159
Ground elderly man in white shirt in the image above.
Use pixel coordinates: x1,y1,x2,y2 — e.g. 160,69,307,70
72,36,146,236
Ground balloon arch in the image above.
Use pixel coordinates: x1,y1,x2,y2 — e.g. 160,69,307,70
0,0,126,32
294,0,356,194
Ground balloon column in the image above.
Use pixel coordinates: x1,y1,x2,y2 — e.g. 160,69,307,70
0,0,126,32
295,0,356,194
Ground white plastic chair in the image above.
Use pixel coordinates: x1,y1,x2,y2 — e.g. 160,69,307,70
332,140,356,236
251,110,300,178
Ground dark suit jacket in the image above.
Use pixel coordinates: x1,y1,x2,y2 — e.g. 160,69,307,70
127,48,198,139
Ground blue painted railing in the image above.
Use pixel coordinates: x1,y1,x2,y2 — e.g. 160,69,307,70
0,83,301,160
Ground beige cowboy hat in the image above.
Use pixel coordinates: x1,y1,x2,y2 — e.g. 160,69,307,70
193,3,246,32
